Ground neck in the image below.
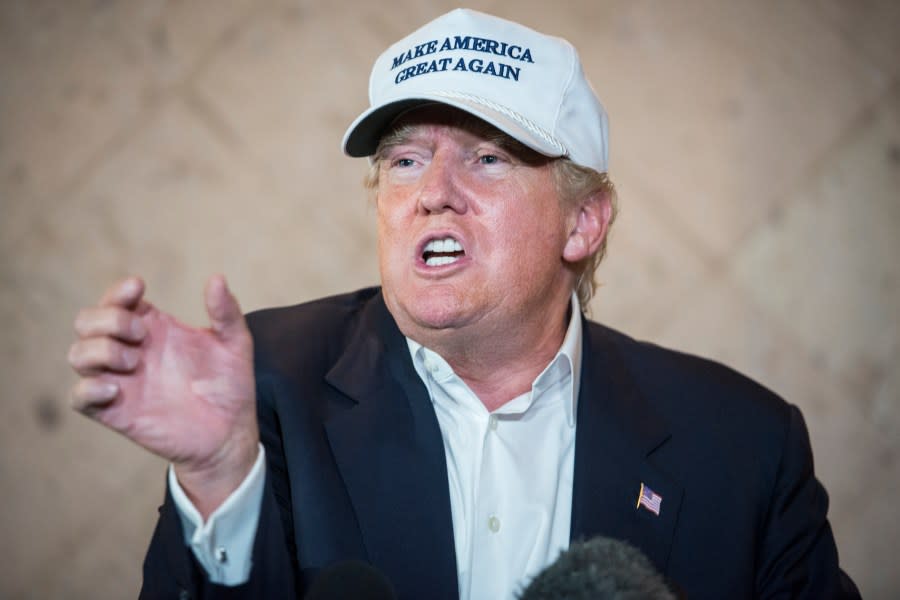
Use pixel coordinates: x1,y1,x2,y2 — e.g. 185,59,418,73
418,298,573,412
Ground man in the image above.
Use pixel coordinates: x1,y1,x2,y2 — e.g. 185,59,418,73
67,9,859,599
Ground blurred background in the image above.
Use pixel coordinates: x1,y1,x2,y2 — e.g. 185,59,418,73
1,0,898,597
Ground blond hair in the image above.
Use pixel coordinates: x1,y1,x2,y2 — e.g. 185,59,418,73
550,159,618,308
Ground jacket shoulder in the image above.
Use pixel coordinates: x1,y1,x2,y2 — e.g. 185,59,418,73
585,320,790,430
246,287,382,375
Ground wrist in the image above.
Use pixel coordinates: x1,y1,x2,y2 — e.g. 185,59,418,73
174,431,260,520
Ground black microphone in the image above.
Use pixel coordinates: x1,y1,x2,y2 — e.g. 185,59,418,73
304,560,397,600
518,537,678,600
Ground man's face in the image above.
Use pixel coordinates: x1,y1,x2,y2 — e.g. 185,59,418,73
374,108,579,348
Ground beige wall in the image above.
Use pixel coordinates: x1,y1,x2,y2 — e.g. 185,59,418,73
1,0,898,597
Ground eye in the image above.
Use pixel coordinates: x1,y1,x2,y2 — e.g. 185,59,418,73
393,157,416,168
478,154,501,165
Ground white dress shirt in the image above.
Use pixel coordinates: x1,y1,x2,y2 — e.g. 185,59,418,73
169,443,266,585
172,294,582,599
407,294,581,599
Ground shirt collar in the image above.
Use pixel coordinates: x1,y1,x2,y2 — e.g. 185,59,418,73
406,293,583,427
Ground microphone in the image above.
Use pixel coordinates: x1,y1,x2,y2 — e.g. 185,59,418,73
304,560,397,600
518,537,678,600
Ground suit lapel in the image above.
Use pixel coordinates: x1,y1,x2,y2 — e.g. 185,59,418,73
317,294,681,590
571,321,683,573
323,293,458,599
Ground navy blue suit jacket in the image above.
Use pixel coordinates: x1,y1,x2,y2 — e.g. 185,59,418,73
140,288,859,599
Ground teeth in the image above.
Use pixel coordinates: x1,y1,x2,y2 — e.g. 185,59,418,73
422,236,464,267
425,255,459,266
425,237,463,253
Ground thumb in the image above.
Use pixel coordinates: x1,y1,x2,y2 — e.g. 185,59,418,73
204,274,248,342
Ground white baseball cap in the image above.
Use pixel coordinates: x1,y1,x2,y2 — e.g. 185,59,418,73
342,8,609,173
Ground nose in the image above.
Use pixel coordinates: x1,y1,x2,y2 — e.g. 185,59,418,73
416,156,468,215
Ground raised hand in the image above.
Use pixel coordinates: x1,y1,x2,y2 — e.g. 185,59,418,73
68,275,259,516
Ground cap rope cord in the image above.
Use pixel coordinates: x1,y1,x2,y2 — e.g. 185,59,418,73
430,90,568,156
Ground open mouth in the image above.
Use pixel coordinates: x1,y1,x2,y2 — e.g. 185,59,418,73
422,237,465,266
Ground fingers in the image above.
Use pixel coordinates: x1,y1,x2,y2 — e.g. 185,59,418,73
74,305,146,342
71,282,147,376
68,336,142,376
204,274,249,342
99,276,145,309
71,377,119,414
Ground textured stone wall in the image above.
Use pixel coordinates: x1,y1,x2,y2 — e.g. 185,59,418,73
1,0,897,597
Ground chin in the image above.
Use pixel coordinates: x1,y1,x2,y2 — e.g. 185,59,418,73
412,309,466,333
388,285,471,337
411,296,469,330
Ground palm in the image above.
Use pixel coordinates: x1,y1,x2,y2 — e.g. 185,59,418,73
95,302,255,466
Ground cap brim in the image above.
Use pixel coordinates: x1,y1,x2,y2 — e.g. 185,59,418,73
342,94,567,159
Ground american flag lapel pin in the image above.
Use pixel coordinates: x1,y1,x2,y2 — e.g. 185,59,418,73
636,482,662,516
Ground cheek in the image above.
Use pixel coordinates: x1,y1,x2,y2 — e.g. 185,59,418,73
376,222,399,276
508,213,570,281
376,186,414,223
375,203,411,276
375,196,403,243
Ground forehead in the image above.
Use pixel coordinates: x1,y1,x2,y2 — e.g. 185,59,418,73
376,105,546,162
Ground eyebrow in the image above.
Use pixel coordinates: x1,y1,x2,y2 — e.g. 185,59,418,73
374,121,547,166
374,124,421,159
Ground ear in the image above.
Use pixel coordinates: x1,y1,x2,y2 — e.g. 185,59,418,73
563,191,613,263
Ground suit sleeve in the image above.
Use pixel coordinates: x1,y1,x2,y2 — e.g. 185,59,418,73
755,404,860,599
139,378,303,599
139,471,301,599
